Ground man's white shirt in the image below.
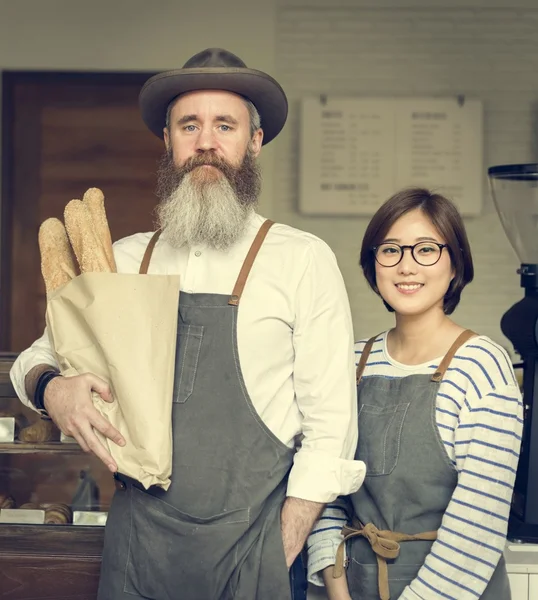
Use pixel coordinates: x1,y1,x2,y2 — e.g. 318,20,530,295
11,212,365,502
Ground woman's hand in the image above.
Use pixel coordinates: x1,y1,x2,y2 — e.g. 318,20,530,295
322,565,353,600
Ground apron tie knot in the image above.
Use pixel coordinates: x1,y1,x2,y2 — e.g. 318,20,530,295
360,522,401,560
334,519,437,600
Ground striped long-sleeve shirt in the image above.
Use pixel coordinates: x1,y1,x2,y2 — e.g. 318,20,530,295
307,331,523,600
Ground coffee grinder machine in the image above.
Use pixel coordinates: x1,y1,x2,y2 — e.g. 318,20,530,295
488,163,538,542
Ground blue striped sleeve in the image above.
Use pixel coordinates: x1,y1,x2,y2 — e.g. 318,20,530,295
466,344,508,386
306,497,350,586
402,384,522,600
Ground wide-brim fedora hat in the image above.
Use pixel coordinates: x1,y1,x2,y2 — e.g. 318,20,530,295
139,48,288,145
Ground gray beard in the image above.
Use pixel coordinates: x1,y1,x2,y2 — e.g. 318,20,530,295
156,172,254,251
155,148,261,251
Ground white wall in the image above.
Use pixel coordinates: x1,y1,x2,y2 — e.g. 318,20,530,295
274,0,538,355
2,0,532,353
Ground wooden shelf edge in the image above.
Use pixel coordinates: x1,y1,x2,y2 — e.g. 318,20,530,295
0,442,81,454
0,523,105,557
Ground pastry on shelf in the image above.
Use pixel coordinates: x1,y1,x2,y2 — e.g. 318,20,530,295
41,503,73,524
18,418,61,443
0,492,15,509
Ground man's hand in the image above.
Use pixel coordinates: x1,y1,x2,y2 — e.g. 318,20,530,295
26,366,125,472
280,496,324,569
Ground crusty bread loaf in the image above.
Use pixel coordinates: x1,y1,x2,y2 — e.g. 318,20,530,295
38,218,78,294
83,187,116,272
64,199,111,273
64,200,82,267
63,200,85,270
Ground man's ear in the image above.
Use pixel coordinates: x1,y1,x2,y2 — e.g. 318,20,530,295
163,127,170,152
250,128,263,157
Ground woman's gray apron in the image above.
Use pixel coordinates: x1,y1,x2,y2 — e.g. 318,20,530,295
97,220,295,600
335,330,510,600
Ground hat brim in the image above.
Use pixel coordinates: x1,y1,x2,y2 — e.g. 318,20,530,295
139,68,288,145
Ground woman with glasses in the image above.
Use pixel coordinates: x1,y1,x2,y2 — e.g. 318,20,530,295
307,188,523,600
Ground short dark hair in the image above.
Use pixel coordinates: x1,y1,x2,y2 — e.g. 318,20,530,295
359,187,474,315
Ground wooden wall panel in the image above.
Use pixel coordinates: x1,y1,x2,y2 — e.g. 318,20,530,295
1,72,163,352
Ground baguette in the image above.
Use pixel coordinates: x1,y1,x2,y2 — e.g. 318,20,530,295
83,187,116,272
63,200,84,269
38,218,78,294
65,199,111,273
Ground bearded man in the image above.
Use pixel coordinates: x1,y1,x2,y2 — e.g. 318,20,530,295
10,48,365,600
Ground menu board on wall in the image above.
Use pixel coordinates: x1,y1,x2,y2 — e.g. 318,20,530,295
299,97,483,216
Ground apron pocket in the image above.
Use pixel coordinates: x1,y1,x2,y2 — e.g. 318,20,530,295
348,558,420,599
124,486,250,600
357,402,410,476
173,324,204,404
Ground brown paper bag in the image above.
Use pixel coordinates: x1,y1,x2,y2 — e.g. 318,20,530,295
45,272,180,490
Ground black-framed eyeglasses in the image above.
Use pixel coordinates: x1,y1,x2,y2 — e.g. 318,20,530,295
372,242,449,267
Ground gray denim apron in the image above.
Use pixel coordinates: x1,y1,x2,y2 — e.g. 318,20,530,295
97,220,295,600
335,330,510,600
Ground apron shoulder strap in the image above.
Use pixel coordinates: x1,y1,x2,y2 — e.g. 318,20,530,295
228,220,275,306
138,221,274,295
139,230,163,275
431,329,478,382
356,334,383,384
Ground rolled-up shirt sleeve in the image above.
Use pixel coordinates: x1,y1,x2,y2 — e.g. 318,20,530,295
286,239,365,503
10,327,58,410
